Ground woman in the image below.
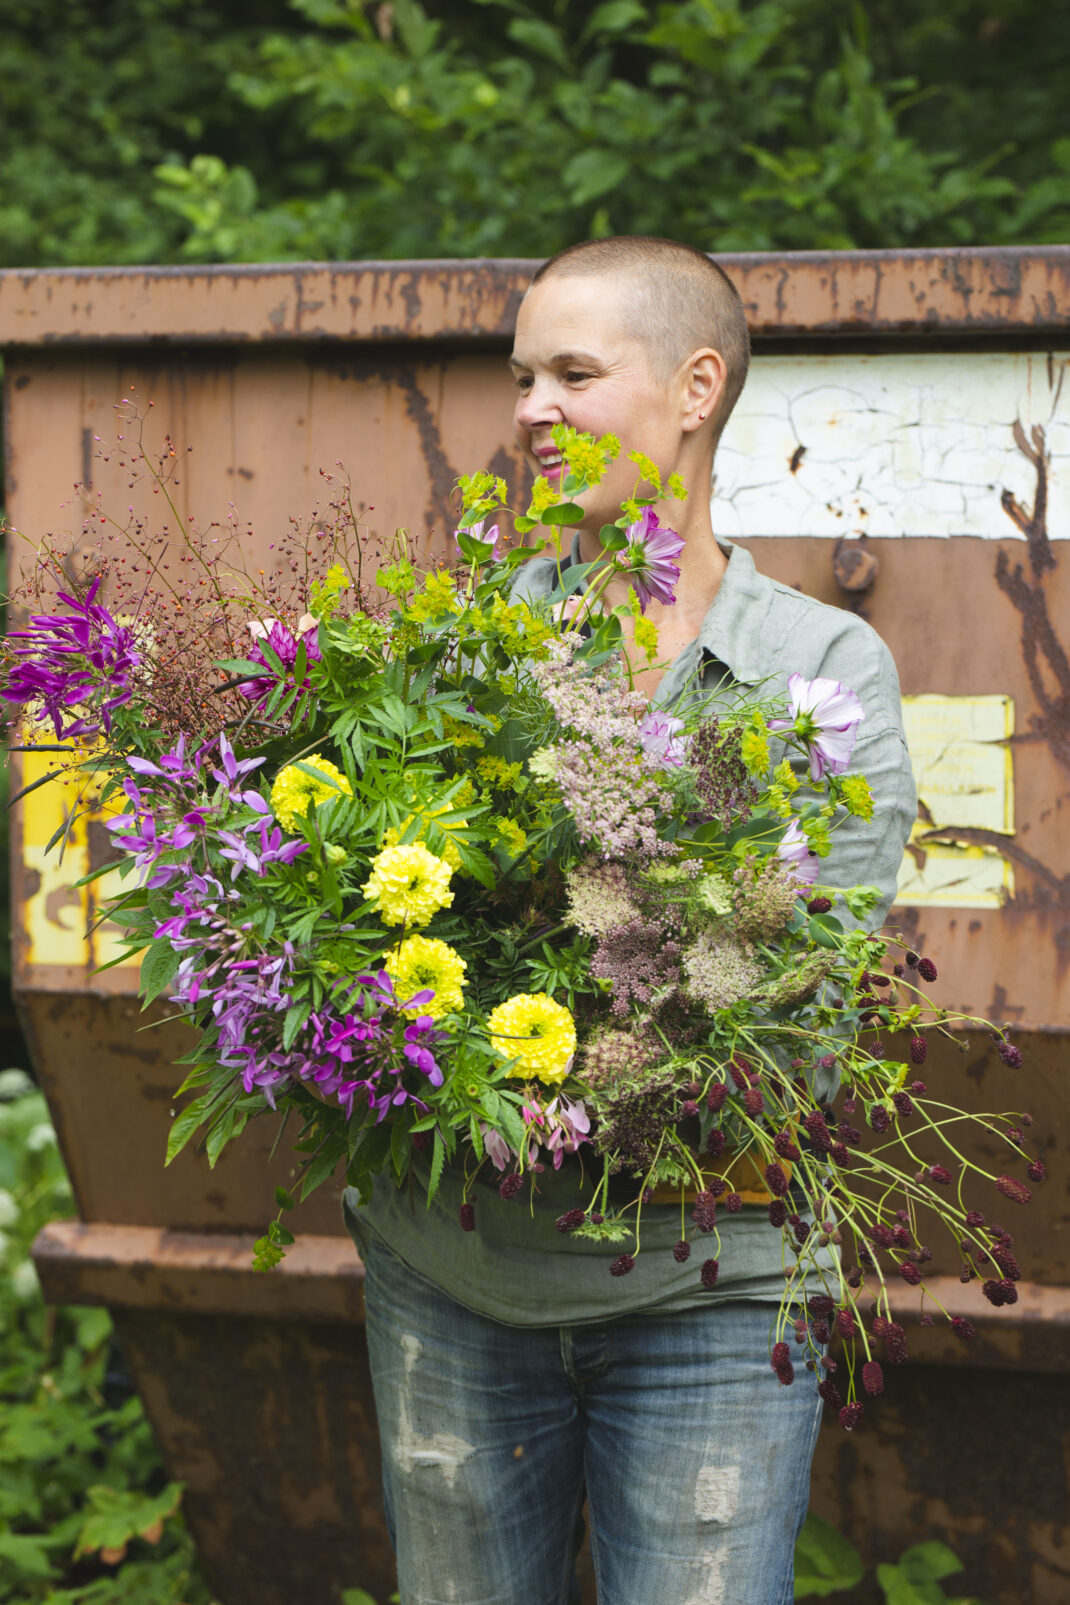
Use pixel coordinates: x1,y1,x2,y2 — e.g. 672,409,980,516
344,236,916,1605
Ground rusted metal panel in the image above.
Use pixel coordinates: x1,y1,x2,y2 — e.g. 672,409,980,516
110,1305,394,1605
32,1220,364,1322
0,248,1068,347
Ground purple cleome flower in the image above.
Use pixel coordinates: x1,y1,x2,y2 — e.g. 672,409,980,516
237,617,322,710
614,508,685,611
769,673,865,782
2,575,141,739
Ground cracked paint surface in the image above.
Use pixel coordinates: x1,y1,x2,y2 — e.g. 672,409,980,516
715,352,1069,540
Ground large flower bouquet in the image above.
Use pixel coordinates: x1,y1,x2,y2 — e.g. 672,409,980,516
3,416,1041,1428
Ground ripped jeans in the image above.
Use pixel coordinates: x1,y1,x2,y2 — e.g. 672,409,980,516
362,1238,822,1605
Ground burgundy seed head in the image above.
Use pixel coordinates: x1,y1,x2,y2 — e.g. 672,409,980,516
998,1041,1023,1068
812,1318,831,1344
870,1224,894,1249
708,1177,728,1199
679,1099,700,1119
837,1123,862,1148
959,1264,975,1283
910,1080,927,1094
951,1316,977,1341
691,1191,717,1232
555,1208,586,1234
830,1142,850,1166
499,1174,523,1200
835,1308,857,1338
818,1379,842,1410
729,1057,751,1089
898,1261,923,1286
771,1341,791,1367
928,1164,953,1186
839,1402,864,1431
459,1203,476,1232
673,1239,691,1264
870,1105,891,1134
706,1127,726,1157
982,1278,1018,1306
920,1312,935,1327
808,1294,834,1317
909,1035,928,1066
807,895,832,913
917,957,938,982
892,1091,914,1118
774,1131,802,1161
1028,1159,1047,1183
725,1191,743,1215
701,1258,720,1290
893,963,905,977
590,1212,605,1224
996,1174,1031,1205
847,1266,863,1288
883,1322,909,1363
768,1199,788,1228
742,1086,765,1116
991,1245,1022,1280
819,1052,837,1070
891,1225,912,1248
707,1083,728,1113
862,1360,884,1396
966,1209,985,1227
764,1162,789,1198
609,1253,635,1277
906,951,919,967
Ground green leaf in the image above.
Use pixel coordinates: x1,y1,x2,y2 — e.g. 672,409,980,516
898,1543,965,1586
139,940,183,1007
507,16,570,68
876,1563,945,1605
563,147,631,205
74,1480,184,1559
807,913,842,950
165,1090,216,1165
540,499,585,526
793,1511,865,1597
0,1531,60,1578
341,1592,379,1605
426,1129,446,1205
581,0,647,40
275,1186,296,1211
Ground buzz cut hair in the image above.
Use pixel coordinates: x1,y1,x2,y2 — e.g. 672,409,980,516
530,235,750,443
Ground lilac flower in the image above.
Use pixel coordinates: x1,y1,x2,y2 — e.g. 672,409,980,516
2,575,141,739
638,710,687,768
127,735,206,787
454,519,501,558
614,508,684,611
769,673,865,782
775,819,820,887
211,732,266,799
237,617,321,710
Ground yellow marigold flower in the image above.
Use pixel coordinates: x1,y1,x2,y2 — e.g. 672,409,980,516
529,477,561,517
362,843,453,927
486,993,577,1084
493,815,528,856
384,800,467,872
384,934,466,1018
271,755,352,831
840,774,875,821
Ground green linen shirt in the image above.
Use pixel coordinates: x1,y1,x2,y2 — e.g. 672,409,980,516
344,540,917,1326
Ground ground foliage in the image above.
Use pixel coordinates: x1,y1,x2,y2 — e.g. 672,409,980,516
0,0,1067,266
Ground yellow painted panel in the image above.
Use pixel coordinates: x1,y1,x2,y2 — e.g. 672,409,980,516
896,694,1015,909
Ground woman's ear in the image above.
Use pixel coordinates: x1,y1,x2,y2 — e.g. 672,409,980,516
682,348,727,432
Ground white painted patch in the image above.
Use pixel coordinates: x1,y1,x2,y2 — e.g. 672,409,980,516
694,1464,742,1524
684,1549,728,1605
715,351,1069,540
394,1334,476,1490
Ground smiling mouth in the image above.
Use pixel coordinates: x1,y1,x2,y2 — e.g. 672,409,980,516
536,451,564,479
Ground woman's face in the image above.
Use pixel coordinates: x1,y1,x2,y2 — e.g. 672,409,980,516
510,273,684,533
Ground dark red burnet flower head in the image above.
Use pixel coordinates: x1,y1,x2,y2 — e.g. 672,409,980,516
839,1402,864,1431
862,1361,884,1396
997,1038,1023,1068
707,1082,729,1113
706,1127,726,1158
610,1253,635,1277
701,1258,720,1290
555,1208,586,1234
1027,1159,1047,1183
459,1203,476,1232
996,1174,1031,1205
764,1162,790,1198
916,956,938,982
909,1035,928,1065
499,1173,523,1200
673,1239,691,1264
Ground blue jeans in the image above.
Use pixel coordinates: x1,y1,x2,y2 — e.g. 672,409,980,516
362,1238,822,1605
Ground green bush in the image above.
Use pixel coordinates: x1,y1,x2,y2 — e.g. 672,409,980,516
0,1069,214,1604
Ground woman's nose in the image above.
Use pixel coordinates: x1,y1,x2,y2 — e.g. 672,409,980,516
514,376,564,434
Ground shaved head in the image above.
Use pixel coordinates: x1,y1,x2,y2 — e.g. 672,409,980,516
530,236,750,442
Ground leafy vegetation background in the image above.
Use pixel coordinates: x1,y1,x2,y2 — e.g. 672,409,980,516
1,0,1068,269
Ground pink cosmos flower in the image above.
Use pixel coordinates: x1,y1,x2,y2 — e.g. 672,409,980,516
454,519,501,559
638,710,687,768
775,818,820,886
770,673,865,782
615,508,684,611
